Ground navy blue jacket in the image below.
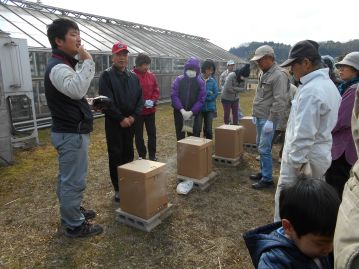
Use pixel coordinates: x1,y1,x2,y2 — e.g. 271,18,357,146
243,222,332,269
99,66,144,122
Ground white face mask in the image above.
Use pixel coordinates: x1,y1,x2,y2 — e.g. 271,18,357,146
186,70,197,78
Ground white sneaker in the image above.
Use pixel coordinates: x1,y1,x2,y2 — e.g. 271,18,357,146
256,155,260,161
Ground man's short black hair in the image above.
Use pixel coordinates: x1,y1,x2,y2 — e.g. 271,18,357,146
201,59,216,75
279,178,340,238
135,53,151,67
294,55,322,68
47,18,79,49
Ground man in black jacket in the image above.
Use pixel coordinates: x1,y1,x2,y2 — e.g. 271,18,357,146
99,40,144,202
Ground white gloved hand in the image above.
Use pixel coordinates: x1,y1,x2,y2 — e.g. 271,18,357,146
252,116,256,124
144,99,154,108
180,109,186,116
182,111,193,120
263,120,274,133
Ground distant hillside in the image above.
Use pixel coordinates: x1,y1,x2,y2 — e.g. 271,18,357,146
229,40,359,63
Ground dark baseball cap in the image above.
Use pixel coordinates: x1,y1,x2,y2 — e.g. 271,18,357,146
280,40,320,67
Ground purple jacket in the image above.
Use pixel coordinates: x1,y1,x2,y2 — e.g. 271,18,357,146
171,57,205,114
331,83,358,165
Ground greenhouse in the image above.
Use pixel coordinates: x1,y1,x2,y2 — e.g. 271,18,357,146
0,0,244,121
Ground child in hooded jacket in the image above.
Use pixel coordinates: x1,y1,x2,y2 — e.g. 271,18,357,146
244,178,340,269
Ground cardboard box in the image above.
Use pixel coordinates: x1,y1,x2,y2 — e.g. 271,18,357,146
215,125,244,158
177,136,212,179
118,160,168,219
239,116,257,145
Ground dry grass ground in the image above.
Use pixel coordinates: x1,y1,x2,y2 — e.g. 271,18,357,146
0,91,281,269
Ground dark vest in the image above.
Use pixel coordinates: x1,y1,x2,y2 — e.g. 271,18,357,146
44,50,93,134
178,77,201,111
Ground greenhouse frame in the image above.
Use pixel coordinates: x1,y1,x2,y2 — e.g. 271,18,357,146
0,0,244,122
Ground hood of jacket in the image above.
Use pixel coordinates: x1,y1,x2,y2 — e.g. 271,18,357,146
184,57,200,77
243,222,306,267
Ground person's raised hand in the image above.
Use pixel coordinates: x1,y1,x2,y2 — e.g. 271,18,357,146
78,45,92,61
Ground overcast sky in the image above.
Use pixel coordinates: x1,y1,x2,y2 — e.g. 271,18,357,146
42,0,358,51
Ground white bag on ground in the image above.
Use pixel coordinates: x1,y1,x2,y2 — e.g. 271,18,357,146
176,180,194,195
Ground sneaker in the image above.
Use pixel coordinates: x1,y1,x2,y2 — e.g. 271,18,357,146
256,155,260,161
65,220,103,238
149,156,158,161
114,191,120,202
80,206,96,220
249,173,262,181
252,179,274,190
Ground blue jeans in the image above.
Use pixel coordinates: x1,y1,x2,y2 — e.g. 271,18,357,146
256,118,277,182
51,132,90,229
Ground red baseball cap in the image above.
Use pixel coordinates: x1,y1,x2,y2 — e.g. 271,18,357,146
112,40,129,54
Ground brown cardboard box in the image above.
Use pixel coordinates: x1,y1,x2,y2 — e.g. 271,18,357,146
239,116,257,145
118,160,168,219
177,136,212,179
215,125,244,158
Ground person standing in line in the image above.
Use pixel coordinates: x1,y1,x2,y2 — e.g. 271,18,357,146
193,59,219,139
45,18,103,237
273,40,341,221
325,52,359,198
221,64,250,125
99,40,144,202
219,60,236,92
171,57,206,141
273,70,298,163
321,55,342,87
334,84,359,269
132,53,160,161
249,45,288,190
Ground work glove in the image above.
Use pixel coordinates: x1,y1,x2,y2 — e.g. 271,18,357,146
263,120,274,133
180,109,192,120
144,99,154,108
183,111,193,120
251,116,256,124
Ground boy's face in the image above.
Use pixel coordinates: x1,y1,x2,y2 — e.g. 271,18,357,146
291,232,333,258
283,219,333,258
55,28,81,57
